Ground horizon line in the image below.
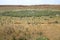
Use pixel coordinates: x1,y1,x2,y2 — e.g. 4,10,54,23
0,4,60,5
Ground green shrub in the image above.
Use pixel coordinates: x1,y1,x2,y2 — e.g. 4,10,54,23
36,36,49,40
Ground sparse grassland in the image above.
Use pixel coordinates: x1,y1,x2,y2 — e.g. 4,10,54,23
0,6,60,40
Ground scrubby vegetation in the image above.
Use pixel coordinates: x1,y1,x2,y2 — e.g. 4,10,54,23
0,9,60,40
36,36,49,40
0,10,60,17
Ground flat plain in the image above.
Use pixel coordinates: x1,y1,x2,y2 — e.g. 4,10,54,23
0,5,60,40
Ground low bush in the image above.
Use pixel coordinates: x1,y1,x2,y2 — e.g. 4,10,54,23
36,36,49,40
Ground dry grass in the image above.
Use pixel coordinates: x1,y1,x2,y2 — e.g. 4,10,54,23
0,5,60,40
0,16,60,40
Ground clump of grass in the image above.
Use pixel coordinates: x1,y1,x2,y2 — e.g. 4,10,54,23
37,32,43,36
3,26,15,38
13,36,16,40
18,37,27,40
54,21,59,24
36,36,49,40
49,16,53,18
27,22,30,24
39,32,43,36
36,31,49,40
44,19,49,20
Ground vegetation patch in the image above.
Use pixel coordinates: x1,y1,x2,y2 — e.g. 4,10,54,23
0,10,60,17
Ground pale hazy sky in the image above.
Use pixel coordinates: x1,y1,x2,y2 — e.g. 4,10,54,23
0,0,60,5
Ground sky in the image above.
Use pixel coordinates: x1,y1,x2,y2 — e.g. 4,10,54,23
0,0,60,5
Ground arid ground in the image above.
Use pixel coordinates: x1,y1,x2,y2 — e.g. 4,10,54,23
0,5,60,40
